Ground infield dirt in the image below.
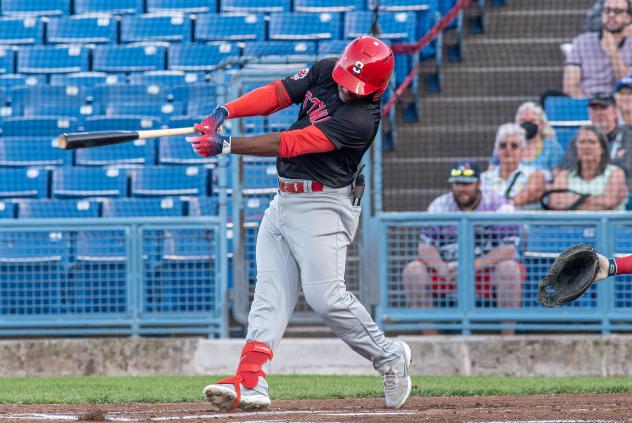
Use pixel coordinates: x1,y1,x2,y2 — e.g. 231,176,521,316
2,393,632,422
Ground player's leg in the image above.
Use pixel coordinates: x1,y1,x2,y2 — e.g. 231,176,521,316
204,195,300,411
284,192,412,409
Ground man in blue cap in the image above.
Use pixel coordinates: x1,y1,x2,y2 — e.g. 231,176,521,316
616,74,632,124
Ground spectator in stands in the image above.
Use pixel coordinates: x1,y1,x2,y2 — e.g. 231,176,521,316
564,0,632,97
481,123,546,209
550,125,628,210
563,92,632,190
401,161,523,331
489,102,563,181
585,0,632,34
616,74,632,123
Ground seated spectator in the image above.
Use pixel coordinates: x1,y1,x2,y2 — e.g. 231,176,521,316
550,125,628,210
481,123,546,209
585,0,632,34
616,74,632,123
563,92,632,190
564,0,632,97
401,161,523,324
489,102,563,181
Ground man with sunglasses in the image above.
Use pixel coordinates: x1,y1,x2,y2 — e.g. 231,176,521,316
402,161,524,331
564,0,632,97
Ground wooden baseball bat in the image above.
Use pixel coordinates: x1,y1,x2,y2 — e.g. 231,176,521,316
57,127,198,150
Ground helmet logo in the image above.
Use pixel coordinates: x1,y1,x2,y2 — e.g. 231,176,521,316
352,60,364,74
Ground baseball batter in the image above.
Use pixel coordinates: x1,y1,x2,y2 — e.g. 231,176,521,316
186,36,412,411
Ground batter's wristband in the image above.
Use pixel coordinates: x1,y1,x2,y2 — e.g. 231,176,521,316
608,258,618,277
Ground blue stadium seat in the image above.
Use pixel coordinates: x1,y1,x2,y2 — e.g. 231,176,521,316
92,84,176,115
0,137,69,167
0,17,44,45
17,199,100,218
93,45,167,73
242,41,317,64
267,104,300,132
83,116,160,132
50,72,121,87
269,12,342,40
171,84,218,114
195,13,265,42
0,74,44,90
3,116,77,137
317,40,349,56
158,135,219,165
52,167,128,198
101,197,184,217
0,201,14,218
0,168,48,199
146,0,217,13
10,86,90,117
128,70,204,86
0,48,14,74
17,46,90,74
544,97,590,122
187,196,219,216
168,43,239,72
47,15,117,45
121,14,192,44
74,0,143,15
555,127,579,152
345,11,416,41
242,158,277,194
75,138,155,166
130,167,209,197
104,101,183,122
294,0,364,12
221,0,291,13
243,193,273,221
1,0,70,16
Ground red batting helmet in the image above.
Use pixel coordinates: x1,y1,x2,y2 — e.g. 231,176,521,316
332,36,394,100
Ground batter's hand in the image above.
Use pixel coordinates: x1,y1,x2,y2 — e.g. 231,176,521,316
186,123,231,157
202,106,229,132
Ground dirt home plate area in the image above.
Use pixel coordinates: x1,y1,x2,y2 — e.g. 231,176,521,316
2,394,632,423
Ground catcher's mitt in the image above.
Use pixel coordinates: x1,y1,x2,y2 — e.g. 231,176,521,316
537,244,601,307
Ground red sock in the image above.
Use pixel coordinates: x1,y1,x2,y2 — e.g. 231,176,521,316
615,255,632,275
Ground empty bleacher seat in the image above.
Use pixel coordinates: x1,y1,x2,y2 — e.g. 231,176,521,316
267,104,300,131
0,48,15,74
52,167,128,198
0,17,44,45
269,12,342,40
92,84,177,116
168,43,238,72
171,84,217,115
0,168,48,199
3,116,77,137
0,137,69,167
0,201,15,218
121,14,192,44
187,196,219,216
130,167,209,197
221,0,291,13
194,13,265,42
1,0,70,16
0,74,44,89
146,0,217,13
128,70,204,86
242,41,316,64
317,39,349,56
93,45,167,73
376,0,438,12
17,199,100,218
74,0,143,15
50,72,121,87
83,116,159,132
544,97,590,123
17,46,90,74
345,11,417,41
102,197,184,217
47,15,117,45
158,136,219,165
242,157,277,194
294,0,364,12
556,127,579,151
10,86,90,117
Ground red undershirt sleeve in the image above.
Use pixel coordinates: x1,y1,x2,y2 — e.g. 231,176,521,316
224,80,292,118
279,125,336,158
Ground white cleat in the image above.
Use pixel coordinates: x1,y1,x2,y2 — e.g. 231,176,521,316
203,376,271,411
383,340,413,409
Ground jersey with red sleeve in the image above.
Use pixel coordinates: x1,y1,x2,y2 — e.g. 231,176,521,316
279,57,381,188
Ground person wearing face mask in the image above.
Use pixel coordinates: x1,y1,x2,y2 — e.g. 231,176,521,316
489,102,563,182
564,0,632,97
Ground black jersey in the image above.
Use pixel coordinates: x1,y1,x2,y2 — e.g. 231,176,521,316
278,57,382,188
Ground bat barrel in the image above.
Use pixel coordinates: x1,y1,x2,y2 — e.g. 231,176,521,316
57,131,139,150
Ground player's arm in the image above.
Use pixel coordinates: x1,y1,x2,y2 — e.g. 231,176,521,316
578,167,628,210
223,80,293,119
509,170,545,206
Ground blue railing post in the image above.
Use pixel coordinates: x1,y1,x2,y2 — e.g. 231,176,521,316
458,216,474,334
128,224,141,336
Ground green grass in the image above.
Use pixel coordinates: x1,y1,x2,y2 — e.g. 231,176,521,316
2,375,632,404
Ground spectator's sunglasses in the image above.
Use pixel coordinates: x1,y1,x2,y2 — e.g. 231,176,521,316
603,7,629,15
498,142,521,150
451,168,476,177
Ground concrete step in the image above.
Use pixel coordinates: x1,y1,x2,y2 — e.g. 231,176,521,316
461,38,567,67
415,95,537,126
390,125,497,158
485,9,585,38
503,0,594,11
439,66,562,97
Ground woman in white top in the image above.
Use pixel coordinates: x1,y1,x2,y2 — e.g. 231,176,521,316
549,125,628,210
481,123,546,209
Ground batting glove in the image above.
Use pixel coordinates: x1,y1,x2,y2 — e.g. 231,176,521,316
202,105,229,132
186,123,231,157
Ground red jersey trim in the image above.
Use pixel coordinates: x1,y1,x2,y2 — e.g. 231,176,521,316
279,125,336,158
